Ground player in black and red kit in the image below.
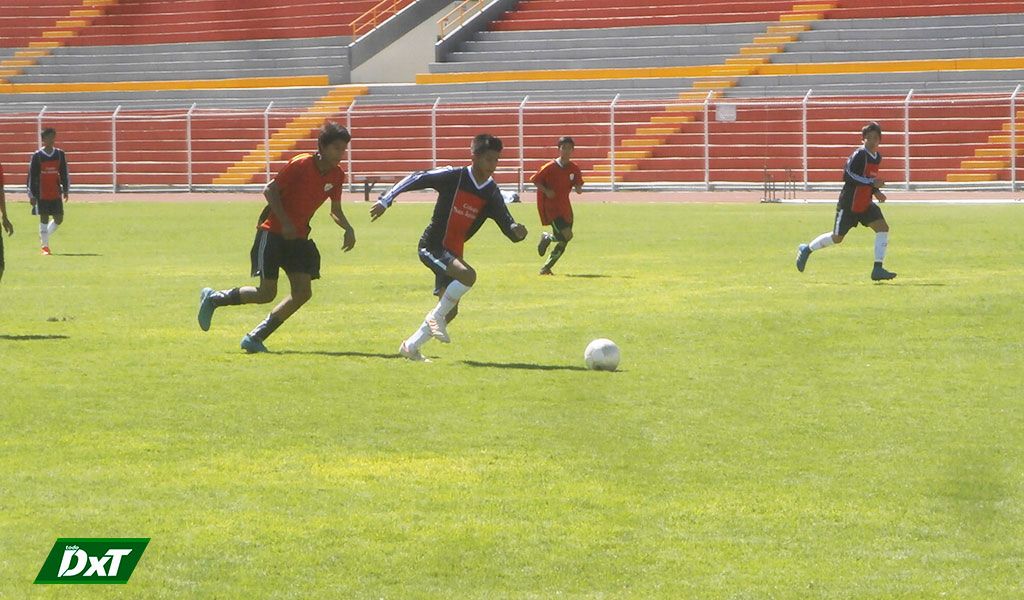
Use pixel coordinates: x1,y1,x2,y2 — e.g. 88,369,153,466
196,122,357,353
796,122,896,281
370,134,528,361
0,161,15,282
28,128,69,255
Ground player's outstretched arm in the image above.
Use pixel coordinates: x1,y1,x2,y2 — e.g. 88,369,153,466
371,168,452,222
331,200,356,251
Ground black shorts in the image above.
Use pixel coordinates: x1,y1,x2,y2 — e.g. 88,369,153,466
834,203,883,237
551,217,572,237
33,199,63,217
250,229,321,280
418,244,458,296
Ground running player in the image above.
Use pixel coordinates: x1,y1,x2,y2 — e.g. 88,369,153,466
28,128,69,255
370,133,528,361
197,122,356,352
796,121,896,281
531,136,583,275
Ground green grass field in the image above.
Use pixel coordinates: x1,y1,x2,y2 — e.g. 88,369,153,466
2,198,1023,598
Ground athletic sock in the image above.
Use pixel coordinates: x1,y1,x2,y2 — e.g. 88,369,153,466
543,241,568,270
46,221,59,238
211,287,243,307
430,280,471,320
874,231,889,263
39,223,49,246
808,232,834,252
405,321,433,352
249,313,283,341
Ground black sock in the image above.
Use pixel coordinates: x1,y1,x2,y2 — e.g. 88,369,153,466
249,314,283,341
212,287,243,307
874,261,883,268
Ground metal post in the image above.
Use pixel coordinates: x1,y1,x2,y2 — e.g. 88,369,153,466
346,98,356,191
703,91,713,191
264,101,274,184
802,89,812,190
431,96,441,170
186,103,196,192
37,106,47,142
609,94,619,192
111,105,121,191
518,95,529,192
1011,84,1021,192
904,89,913,191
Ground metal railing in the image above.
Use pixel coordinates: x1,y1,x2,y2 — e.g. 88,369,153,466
438,0,486,39
1,88,1021,193
350,0,411,37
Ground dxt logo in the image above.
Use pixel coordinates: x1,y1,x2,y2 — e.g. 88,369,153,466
35,538,149,584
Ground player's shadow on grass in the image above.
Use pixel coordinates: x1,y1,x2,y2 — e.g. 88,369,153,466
53,253,102,257
0,334,69,341
563,274,631,279
461,360,589,372
276,349,403,360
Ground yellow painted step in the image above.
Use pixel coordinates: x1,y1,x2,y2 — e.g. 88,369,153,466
651,115,696,124
42,30,75,38
636,127,679,135
594,165,637,172
83,0,117,7
976,147,1024,157
621,138,663,147
753,35,797,45
726,57,769,66
1000,122,1024,132
56,19,88,28
947,173,997,182
766,24,810,34
961,160,1008,169
679,90,720,100
741,45,781,55
14,50,49,58
693,79,736,90
987,135,1017,143
665,103,702,112
606,150,651,160
586,175,622,183
1,59,34,68
70,8,102,17
780,12,823,22
0,69,21,77
29,41,63,48
793,3,836,11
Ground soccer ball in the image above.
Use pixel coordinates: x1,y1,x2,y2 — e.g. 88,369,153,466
584,338,620,371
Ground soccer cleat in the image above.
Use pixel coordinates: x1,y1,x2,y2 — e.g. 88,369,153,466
399,341,430,362
537,233,552,256
871,265,897,281
795,244,810,272
425,314,451,343
240,334,269,353
41,246,51,256
197,287,216,331
539,267,553,275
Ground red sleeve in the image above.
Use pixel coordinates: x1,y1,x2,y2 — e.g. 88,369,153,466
273,156,304,190
574,164,584,187
529,162,551,186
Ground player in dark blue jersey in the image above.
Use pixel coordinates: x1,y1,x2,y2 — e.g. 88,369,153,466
796,122,896,281
370,134,528,361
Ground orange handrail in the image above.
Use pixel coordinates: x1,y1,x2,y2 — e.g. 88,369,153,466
437,0,486,39
349,0,409,37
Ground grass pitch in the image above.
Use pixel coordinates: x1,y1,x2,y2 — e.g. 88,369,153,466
1,198,1022,598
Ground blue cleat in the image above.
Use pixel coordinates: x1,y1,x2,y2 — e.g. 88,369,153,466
197,287,216,331
795,244,811,272
871,264,897,281
240,334,268,353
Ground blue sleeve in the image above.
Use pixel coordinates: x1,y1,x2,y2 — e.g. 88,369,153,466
488,187,520,242
843,149,875,185
377,167,454,207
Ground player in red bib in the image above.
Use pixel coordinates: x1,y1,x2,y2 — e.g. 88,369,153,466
795,122,896,281
371,134,528,361
197,122,357,353
0,161,14,282
28,128,69,255
531,136,584,275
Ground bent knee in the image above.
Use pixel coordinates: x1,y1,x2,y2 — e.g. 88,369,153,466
832,234,845,244
561,229,574,242
459,268,477,287
254,286,278,303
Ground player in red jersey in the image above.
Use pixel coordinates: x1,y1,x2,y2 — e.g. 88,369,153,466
370,134,528,361
531,136,584,275
796,122,896,281
197,122,357,353
28,128,69,255
0,162,14,282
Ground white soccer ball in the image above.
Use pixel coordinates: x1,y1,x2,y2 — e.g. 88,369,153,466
584,338,620,371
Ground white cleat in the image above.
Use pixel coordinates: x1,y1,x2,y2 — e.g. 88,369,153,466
425,314,451,343
399,342,430,362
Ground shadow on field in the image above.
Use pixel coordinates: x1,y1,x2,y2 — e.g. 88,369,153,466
0,334,70,341
563,273,630,279
276,349,403,360
462,360,589,372
53,253,102,257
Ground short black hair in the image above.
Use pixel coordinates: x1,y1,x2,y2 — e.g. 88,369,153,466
41,128,56,139
471,133,503,156
861,122,882,138
318,121,351,149
557,136,575,147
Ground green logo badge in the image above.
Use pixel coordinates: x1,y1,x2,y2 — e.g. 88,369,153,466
34,538,149,584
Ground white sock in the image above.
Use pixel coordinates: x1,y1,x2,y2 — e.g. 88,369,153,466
874,231,889,263
430,280,471,320
39,223,49,246
47,221,59,237
808,232,834,252
405,321,433,352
